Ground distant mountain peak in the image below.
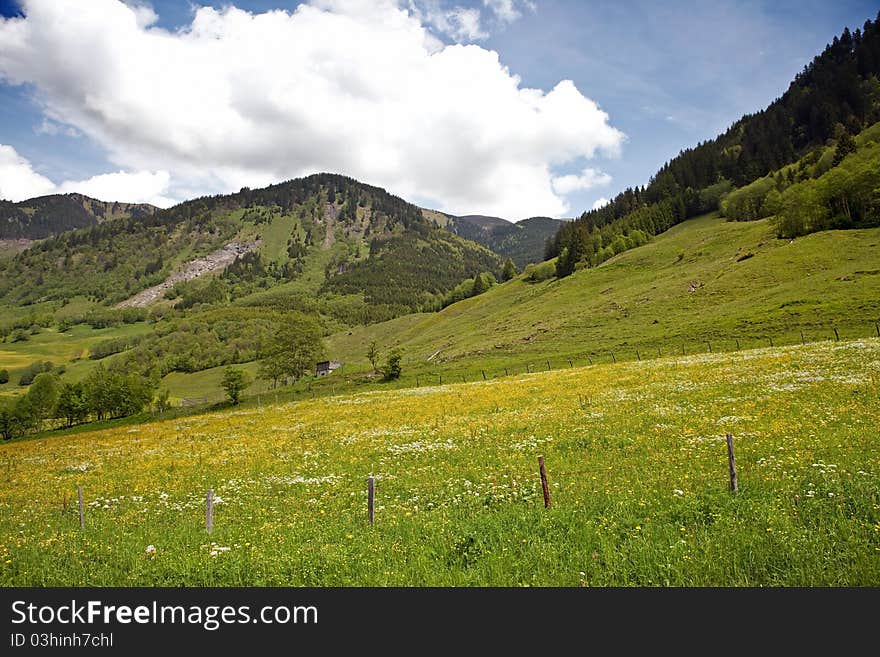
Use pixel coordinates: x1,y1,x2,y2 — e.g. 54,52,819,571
427,210,564,268
0,193,158,240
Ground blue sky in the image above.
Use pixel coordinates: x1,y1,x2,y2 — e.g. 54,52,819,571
0,0,877,218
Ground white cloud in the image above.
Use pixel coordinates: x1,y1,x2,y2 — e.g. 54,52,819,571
0,143,173,206
443,7,487,41
57,170,174,207
551,167,612,195
0,0,624,219
483,0,534,25
415,2,487,41
122,1,159,29
591,197,610,211
34,118,80,137
0,144,56,201
412,0,534,41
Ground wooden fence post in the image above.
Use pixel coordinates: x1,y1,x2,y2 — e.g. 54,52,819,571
681,344,685,355
546,360,551,371
526,363,531,373
206,489,214,534
77,485,85,529
726,434,738,493
768,336,774,347
875,322,879,338
416,376,420,387
588,356,593,365
368,476,375,525
569,359,573,368
706,341,712,353
657,347,661,358
482,370,486,380
611,352,616,363
800,330,806,345
735,338,740,350
833,327,840,342
538,456,551,508
504,367,509,376
439,374,442,385
636,350,640,361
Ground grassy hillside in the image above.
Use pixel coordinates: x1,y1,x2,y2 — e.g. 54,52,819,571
0,322,154,400
0,208,880,410
322,213,880,380
1,338,876,585
14,210,875,407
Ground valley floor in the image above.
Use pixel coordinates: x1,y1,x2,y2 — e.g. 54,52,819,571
1,338,877,586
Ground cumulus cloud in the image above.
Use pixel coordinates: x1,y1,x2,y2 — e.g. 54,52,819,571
551,167,612,195
0,144,56,201
591,197,610,211
0,0,624,218
0,143,173,206
56,170,175,207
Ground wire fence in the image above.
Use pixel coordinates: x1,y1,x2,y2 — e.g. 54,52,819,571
52,434,757,533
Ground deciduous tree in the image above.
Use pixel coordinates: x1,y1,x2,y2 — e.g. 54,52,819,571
258,312,325,386
221,367,251,405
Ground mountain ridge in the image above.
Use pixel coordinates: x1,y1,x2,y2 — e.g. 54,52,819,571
0,173,504,319
423,209,566,268
0,192,157,240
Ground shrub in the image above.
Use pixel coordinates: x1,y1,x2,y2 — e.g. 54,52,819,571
523,260,556,283
8,329,29,343
18,361,54,386
382,349,402,381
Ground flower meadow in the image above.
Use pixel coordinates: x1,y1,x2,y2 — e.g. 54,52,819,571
1,339,878,586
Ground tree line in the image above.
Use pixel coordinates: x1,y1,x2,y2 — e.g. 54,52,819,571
0,365,157,440
0,311,339,438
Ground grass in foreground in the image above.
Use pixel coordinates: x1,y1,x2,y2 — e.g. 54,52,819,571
0,338,878,586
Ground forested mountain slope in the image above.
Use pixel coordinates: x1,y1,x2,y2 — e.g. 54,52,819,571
0,174,502,316
428,211,566,269
549,13,880,276
0,193,156,239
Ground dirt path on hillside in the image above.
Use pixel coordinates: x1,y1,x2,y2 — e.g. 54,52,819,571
116,240,260,308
